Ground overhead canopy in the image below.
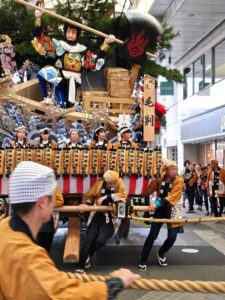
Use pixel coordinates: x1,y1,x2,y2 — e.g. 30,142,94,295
149,0,225,64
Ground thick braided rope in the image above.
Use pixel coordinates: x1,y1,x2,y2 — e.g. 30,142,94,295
66,273,225,293
55,206,225,223
130,215,225,223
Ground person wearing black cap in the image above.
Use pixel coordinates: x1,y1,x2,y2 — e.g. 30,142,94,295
35,128,58,149
89,126,108,149
110,127,138,150
9,126,31,149
65,128,83,149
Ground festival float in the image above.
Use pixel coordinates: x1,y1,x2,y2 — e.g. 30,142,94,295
0,0,167,262
5,1,162,125
0,0,167,196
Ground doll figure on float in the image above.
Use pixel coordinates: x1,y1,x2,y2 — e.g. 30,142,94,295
32,1,115,108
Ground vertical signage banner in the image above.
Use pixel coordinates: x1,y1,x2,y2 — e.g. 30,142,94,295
143,76,155,142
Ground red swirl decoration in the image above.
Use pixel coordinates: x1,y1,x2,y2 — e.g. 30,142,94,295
127,30,149,58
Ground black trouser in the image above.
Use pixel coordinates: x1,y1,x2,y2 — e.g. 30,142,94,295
182,192,188,206
140,222,180,265
195,188,203,206
202,189,209,212
37,217,55,253
117,218,130,239
78,212,114,268
211,197,225,217
186,188,195,211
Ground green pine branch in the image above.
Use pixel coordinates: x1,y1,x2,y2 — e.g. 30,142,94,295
0,0,183,82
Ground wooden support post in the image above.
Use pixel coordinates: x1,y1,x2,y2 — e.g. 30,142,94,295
143,76,156,142
63,216,81,263
129,64,141,95
82,93,90,112
0,76,12,99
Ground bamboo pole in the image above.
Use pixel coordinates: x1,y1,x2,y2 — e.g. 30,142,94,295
14,0,155,58
54,206,225,224
55,205,114,213
54,205,153,213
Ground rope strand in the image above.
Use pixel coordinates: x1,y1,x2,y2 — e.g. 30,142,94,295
130,215,225,223
68,273,225,294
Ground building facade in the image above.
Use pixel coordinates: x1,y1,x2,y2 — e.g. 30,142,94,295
148,0,225,170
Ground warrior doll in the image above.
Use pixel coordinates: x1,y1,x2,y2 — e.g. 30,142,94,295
32,1,115,108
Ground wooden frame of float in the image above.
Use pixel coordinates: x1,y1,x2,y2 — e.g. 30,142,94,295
83,92,134,115
5,78,136,262
11,79,135,125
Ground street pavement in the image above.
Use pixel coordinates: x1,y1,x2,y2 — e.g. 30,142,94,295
50,207,225,299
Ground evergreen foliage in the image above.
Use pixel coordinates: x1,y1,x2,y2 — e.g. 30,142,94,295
0,0,183,81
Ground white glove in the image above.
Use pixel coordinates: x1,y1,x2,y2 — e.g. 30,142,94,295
104,34,116,45
35,9,43,19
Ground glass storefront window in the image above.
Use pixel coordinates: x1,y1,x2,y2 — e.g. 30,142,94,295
215,39,225,83
184,64,193,98
217,141,225,150
194,57,204,93
204,50,212,87
216,150,224,166
167,146,178,163
183,39,225,98
207,143,215,164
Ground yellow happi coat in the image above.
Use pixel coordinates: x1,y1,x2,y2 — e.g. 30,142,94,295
83,178,128,204
35,140,58,149
144,174,183,228
89,140,109,149
0,217,107,300
54,184,64,207
10,140,31,149
109,140,138,150
188,172,198,187
206,168,225,197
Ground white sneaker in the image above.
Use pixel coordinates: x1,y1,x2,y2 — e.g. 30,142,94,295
138,264,147,271
157,253,168,267
75,268,86,274
84,256,91,269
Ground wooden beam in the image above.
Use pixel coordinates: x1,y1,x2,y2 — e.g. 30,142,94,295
66,111,118,123
83,95,134,114
56,205,114,213
129,64,141,95
54,205,149,213
63,216,81,263
84,95,134,104
12,80,120,123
